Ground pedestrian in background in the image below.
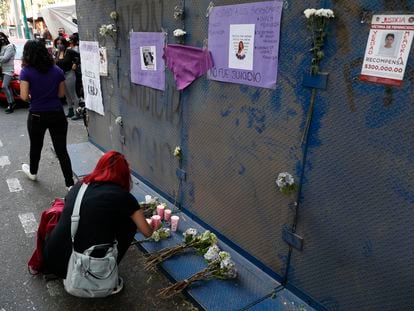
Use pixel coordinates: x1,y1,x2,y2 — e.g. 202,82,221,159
54,36,80,119
19,40,74,189
0,32,16,114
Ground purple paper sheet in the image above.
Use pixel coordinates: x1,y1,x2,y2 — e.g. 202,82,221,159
208,1,283,89
130,32,165,91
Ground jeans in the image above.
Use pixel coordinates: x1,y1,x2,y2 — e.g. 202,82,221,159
2,74,14,104
64,70,79,110
27,110,74,187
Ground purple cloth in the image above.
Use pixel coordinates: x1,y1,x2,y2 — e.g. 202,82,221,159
163,44,214,90
20,65,65,112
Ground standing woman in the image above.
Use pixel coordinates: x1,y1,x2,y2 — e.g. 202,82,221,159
19,40,74,189
54,36,80,119
0,32,16,113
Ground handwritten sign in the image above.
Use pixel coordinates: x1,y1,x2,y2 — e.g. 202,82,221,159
208,1,283,89
130,32,165,91
79,41,104,116
360,14,414,86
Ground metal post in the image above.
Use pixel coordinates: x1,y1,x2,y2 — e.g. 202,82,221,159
20,0,30,39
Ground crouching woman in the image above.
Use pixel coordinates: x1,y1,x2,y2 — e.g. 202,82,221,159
42,151,153,294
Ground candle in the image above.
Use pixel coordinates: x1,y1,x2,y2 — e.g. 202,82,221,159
151,215,161,229
156,204,165,219
164,209,172,221
170,215,180,232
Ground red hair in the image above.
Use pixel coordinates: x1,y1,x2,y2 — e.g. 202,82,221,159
83,150,132,191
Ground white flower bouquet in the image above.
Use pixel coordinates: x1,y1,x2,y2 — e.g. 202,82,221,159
276,172,297,195
157,245,237,298
303,8,335,74
144,228,217,270
99,24,117,38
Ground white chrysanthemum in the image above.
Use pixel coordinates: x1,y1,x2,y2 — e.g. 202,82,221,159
276,172,295,188
106,24,114,30
303,8,316,19
325,9,335,18
183,228,198,238
204,244,220,262
173,28,187,37
145,195,156,204
151,231,160,242
218,251,231,261
173,146,181,157
110,11,118,20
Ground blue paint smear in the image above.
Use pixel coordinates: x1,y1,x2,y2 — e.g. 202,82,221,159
270,92,282,113
365,100,404,129
362,239,373,258
220,108,232,117
240,106,266,134
389,175,414,204
235,118,240,126
306,97,327,148
287,108,298,117
238,164,246,175
249,89,261,102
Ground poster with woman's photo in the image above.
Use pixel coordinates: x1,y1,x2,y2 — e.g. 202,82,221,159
228,24,255,71
140,46,157,71
130,32,165,90
360,14,414,86
208,1,283,89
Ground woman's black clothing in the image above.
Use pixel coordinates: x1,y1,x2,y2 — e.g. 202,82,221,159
43,182,140,279
27,110,73,187
56,49,80,73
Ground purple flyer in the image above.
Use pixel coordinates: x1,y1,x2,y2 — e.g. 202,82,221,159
208,1,283,89
130,32,165,90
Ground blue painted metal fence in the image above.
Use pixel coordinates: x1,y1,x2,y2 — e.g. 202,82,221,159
76,0,414,310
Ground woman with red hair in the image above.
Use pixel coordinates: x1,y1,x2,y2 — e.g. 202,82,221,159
42,151,153,294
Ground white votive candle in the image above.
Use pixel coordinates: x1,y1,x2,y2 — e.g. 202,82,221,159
170,215,180,232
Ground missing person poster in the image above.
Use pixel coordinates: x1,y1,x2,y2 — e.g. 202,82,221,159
208,1,283,89
79,41,104,116
130,32,165,90
360,14,414,86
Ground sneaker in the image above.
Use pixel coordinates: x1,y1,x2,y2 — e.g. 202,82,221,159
22,164,37,181
5,106,14,114
111,277,124,295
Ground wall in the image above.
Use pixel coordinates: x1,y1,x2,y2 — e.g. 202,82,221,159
76,1,414,310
